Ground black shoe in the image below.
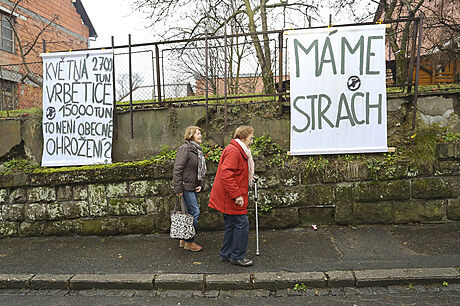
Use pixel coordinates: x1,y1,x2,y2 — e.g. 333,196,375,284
231,258,253,266
220,257,231,262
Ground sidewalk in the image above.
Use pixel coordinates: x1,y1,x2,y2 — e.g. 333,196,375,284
0,223,458,291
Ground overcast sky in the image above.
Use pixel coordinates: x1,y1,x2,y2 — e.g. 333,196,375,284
80,0,154,48
79,1,354,49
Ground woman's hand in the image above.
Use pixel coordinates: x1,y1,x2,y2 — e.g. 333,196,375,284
195,186,202,193
176,193,183,197
235,196,244,207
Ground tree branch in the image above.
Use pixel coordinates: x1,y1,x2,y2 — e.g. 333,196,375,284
24,14,59,56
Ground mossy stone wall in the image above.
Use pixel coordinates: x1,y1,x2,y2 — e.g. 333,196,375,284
0,143,458,238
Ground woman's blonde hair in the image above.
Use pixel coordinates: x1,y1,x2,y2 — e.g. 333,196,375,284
184,126,201,141
233,125,254,140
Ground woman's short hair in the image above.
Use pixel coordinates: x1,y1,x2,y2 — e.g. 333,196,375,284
233,125,254,140
184,126,201,140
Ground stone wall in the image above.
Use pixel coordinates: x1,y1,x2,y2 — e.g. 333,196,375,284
0,143,458,238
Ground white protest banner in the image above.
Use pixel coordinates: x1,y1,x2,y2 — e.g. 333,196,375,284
286,24,388,155
41,50,114,166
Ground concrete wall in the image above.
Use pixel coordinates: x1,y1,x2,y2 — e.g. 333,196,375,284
0,93,458,163
0,120,21,158
0,143,458,238
113,106,207,161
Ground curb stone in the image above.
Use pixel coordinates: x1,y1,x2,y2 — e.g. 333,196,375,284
251,271,327,290
354,267,460,287
325,270,355,287
206,273,249,290
0,267,458,291
154,273,203,290
70,274,155,290
30,274,73,290
0,274,34,289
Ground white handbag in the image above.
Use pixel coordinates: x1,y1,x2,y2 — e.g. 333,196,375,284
170,197,195,240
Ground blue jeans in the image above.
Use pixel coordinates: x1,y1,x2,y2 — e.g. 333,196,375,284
220,214,249,260
182,190,200,242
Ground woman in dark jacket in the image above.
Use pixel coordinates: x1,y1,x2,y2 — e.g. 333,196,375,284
173,126,206,252
208,125,255,266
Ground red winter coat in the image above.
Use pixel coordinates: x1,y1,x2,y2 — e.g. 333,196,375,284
208,139,249,215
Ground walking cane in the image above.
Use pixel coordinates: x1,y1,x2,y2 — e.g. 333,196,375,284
254,178,260,256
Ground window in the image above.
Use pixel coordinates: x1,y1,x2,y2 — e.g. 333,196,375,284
1,13,14,53
0,79,18,110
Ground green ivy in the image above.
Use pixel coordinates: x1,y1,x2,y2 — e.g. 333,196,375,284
0,128,448,177
149,143,225,165
202,143,224,163
0,158,39,175
149,145,177,164
440,132,460,143
259,203,273,213
252,134,288,168
366,157,384,173
252,134,283,157
305,155,330,171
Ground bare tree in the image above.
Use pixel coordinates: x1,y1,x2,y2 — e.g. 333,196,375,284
116,73,144,101
382,0,425,85
3,0,60,87
132,0,322,94
332,0,460,86
332,0,427,85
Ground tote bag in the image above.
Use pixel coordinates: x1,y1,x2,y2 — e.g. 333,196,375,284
170,197,195,240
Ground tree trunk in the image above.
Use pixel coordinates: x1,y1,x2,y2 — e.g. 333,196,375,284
243,0,275,94
260,0,275,94
395,53,408,84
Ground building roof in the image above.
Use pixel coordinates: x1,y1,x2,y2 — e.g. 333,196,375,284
72,0,97,39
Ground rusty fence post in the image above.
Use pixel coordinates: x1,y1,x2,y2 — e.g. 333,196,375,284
412,13,424,131
155,44,162,104
0,67,3,111
128,34,134,139
205,30,209,139
111,36,118,141
224,23,228,132
278,31,283,103
407,17,419,94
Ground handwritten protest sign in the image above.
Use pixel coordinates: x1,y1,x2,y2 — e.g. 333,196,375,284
41,50,114,166
286,25,388,155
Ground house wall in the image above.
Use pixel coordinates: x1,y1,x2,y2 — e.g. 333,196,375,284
0,0,90,108
195,76,266,96
0,0,89,64
195,75,289,96
381,0,459,86
415,60,459,86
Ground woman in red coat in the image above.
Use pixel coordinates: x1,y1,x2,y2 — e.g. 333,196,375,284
209,125,255,266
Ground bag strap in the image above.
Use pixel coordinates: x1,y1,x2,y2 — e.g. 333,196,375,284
180,197,187,213
172,196,188,214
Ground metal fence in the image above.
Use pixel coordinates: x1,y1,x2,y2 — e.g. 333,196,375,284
1,15,458,131
0,61,43,111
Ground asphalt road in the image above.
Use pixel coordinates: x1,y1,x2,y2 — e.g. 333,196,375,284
0,288,458,305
